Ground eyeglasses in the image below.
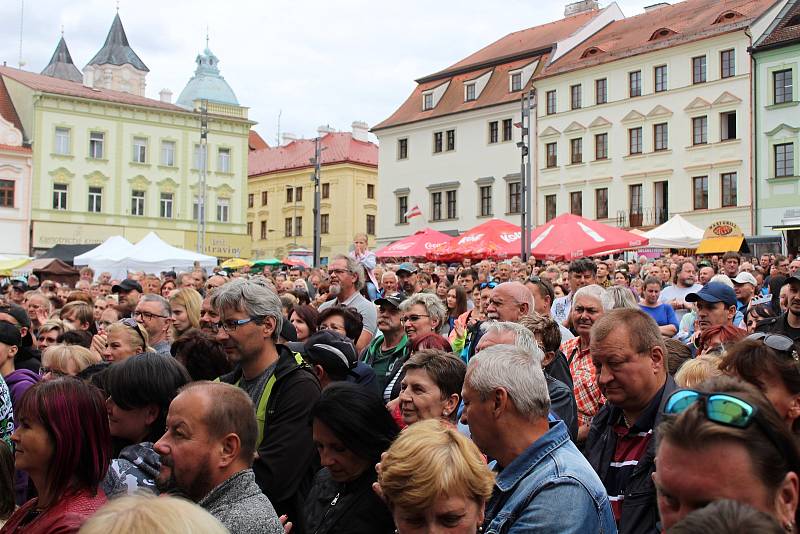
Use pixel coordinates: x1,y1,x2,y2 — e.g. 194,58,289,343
401,314,429,323
39,366,66,377
120,317,147,346
665,389,756,429
329,269,351,276
133,310,169,321
746,332,799,361
220,316,262,332
479,282,497,290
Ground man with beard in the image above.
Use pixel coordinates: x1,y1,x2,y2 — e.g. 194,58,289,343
155,381,283,533
212,279,320,533
485,282,532,322
199,291,221,334
318,255,377,352
659,260,702,322
396,262,421,295
362,292,410,398
757,272,800,341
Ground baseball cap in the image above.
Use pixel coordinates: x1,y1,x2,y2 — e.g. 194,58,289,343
0,321,21,347
686,282,737,307
0,304,32,347
782,272,800,287
112,279,143,294
9,279,28,292
303,330,357,378
396,262,418,275
374,291,407,310
732,272,757,286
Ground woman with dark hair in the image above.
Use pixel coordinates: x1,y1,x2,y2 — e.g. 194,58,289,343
305,383,398,534
290,305,319,343
398,348,465,426
318,306,363,342
770,275,788,315
101,353,190,497
3,378,111,533
446,286,468,334
746,303,777,334
159,279,176,299
170,329,231,381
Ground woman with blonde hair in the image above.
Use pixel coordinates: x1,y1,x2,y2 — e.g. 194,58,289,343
168,288,202,337
40,344,101,379
674,355,723,388
378,418,495,534
78,494,227,534
102,319,152,363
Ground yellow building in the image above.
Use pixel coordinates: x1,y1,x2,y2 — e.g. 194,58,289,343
248,123,378,262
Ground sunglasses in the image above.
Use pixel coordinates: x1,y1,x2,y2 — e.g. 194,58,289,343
479,282,498,290
121,317,147,347
401,314,429,323
665,389,756,429
746,332,799,361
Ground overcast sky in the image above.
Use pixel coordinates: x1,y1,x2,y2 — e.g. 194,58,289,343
0,0,657,144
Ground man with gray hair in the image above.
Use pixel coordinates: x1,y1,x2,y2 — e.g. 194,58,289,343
134,294,172,357
319,254,377,352
212,279,321,533
462,344,615,532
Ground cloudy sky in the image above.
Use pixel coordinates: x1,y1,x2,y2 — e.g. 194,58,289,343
0,0,656,143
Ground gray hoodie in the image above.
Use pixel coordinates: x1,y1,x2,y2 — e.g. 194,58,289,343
199,469,283,534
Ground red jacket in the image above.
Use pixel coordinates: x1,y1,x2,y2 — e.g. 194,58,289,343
0,489,107,534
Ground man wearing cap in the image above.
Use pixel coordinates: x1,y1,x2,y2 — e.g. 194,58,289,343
6,280,27,305
363,292,410,398
732,272,757,315
757,273,800,341
0,322,38,407
685,282,738,349
112,279,143,310
302,330,377,393
319,255,377,353
0,304,40,374
396,262,421,295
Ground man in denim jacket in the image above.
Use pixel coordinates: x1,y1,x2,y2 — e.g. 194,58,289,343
461,344,616,533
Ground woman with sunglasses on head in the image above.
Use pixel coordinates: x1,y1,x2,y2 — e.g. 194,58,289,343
654,376,800,532
102,319,152,363
719,335,800,433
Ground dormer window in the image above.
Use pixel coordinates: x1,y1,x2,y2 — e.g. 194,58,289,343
580,46,605,59
510,72,522,92
713,10,743,24
649,28,676,41
423,92,434,111
465,83,476,102
788,14,800,27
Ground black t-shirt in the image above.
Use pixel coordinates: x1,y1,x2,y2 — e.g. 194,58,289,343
757,312,800,342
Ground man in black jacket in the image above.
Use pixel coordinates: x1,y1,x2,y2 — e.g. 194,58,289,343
212,279,321,534
585,308,676,534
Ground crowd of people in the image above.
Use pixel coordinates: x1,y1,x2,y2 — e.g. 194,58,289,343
0,232,799,533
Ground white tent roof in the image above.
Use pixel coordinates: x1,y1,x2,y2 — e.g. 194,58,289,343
73,236,134,265
104,232,217,275
643,214,704,249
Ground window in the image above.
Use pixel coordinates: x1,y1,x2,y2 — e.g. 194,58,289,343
53,183,68,210
595,188,608,219
721,172,737,207
508,182,521,214
489,121,499,144
629,71,642,97
654,123,668,151
295,216,302,236
693,176,709,210
595,133,608,160
546,142,558,168
502,119,513,142
511,72,522,92
88,187,102,213
248,193,254,208
629,127,643,155
160,192,173,218
321,214,330,234
192,196,205,221
776,143,794,177
446,190,457,219
286,188,294,203
570,84,582,110
398,195,408,224
721,49,735,78
693,116,708,145
261,191,268,206
423,93,433,110
446,130,455,151
570,138,583,164
654,65,667,92
546,90,556,115
398,138,408,159
131,190,145,216
285,217,293,237
133,137,147,163
0,180,14,208
595,78,607,105
54,127,70,155
89,132,104,159
161,141,176,166
432,191,442,220
630,184,643,224
774,69,793,104
247,222,253,236
570,191,582,216
217,198,230,222
480,185,492,216
367,214,376,235
321,183,330,199
217,148,231,173
433,132,443,153
692,56,707,84
367,184,375,199
260,221,267,240
720,111,736,140
465,83,476,102
545,194,557,222
296,187,303,202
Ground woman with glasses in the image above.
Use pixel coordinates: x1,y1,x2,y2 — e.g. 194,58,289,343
168,288,202,339
399,293,447,343
719,335,800,432
40,344,101,380
654,376,800,531
102,319,152,363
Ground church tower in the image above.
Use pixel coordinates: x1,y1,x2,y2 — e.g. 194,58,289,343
41,35,82,83
83,12,148,96
176,42,239,111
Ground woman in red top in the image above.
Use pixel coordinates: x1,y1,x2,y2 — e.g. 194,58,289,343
1,378,111,534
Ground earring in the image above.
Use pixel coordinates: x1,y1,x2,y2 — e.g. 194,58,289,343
784,520,795,533
478,526,484,533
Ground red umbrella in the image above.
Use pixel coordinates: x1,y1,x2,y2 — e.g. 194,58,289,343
375,228,452,259
529,213,648,261
429,219,522,261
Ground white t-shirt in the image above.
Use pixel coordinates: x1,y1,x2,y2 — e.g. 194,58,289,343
659,283,702,321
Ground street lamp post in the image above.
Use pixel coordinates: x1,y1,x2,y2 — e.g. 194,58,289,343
517,89,536,261
197,99,209,254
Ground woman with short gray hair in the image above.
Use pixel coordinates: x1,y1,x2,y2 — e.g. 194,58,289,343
399,293,447,342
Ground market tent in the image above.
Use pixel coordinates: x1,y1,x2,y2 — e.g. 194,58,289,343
429,219,522,261
104,232,217,275
643,214,704,249
38,244,96,264
252,258,282,269
529,213,648,261
0,256,32,276
14,258,79,286
375,228,452,258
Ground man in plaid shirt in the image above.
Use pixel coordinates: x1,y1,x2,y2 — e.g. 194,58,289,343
560,284,610,443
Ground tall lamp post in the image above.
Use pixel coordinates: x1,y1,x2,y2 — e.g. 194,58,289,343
196,99,209,254
517,89,536,261
310,137,325,267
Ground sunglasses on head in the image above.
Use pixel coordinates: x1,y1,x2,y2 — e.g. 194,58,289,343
479,282,498,290
746,332,799,361
121,317,147,347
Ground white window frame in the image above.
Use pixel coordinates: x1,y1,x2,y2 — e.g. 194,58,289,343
217,148,231,173
88,187,102,213
53,183,68,210
54,127,70,155
132,137,147,163
160,192,174,218
89,132,104,159
161,140,176,167
131,190,145,216
216,198,230,222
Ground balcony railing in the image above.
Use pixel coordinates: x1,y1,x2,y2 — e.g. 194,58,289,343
616,207,669,228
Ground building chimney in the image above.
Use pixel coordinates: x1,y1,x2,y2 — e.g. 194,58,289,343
644,2,670,12
351,121,369,142
159,88,173,103
564,0,599,17
282,132,298,145
317,124,336,136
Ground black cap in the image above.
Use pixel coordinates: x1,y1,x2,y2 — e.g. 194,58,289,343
0,304,32,347
9,280,28,291
374,291,407,310
782,272,800,287
0,321,21,347
303,330,357,376
112,279,143,294
280,319,297,343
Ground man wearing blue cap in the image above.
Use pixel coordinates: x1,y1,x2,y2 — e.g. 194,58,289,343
684,281,738,351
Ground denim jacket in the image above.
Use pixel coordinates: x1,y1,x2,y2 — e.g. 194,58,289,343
483,421,617,534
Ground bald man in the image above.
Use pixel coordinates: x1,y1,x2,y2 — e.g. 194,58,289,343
485,282,533,323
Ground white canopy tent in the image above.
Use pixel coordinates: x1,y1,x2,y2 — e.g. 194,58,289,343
73,236,135,280
104,232,217,276
643,214,704,249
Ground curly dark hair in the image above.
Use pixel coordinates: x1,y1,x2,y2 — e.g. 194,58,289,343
170,329,232,381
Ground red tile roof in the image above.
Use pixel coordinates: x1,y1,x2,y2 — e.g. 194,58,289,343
248,132,378,177
0,65,186,112
540,0,778,79
0,144,31,153
754,0,800,49
0,76,24,136
248,130,269,151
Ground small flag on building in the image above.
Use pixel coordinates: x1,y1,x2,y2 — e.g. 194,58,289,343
404,205,422,219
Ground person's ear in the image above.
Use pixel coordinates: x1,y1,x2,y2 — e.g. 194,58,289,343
519,302,530,316
650,345,665,374
787,394,800,422
7,345,18,359
261,316,277,339
218,433,241,468
313,364,325,382
493,388,509,417
144,404,160,427
774,471,799,532
443,393,460,418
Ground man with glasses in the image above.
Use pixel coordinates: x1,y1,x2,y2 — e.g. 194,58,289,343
585,309,676,533
551,258,597,326
212,279,320,532
757,272,800,341
134,295,173,357
319,254,377,353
